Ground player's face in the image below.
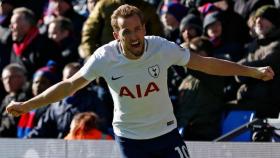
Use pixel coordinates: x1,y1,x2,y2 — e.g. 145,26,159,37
113,14,146,59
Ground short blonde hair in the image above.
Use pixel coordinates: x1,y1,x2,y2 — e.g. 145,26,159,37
111,4,145,32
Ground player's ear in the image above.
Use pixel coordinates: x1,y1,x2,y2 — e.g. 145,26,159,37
113,32,119,41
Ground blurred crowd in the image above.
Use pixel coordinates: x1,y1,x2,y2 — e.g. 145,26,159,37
0,0,280,141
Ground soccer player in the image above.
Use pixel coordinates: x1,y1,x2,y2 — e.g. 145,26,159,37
6,4,274,158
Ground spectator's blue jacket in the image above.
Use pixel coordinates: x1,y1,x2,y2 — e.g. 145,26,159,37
27,88,107,138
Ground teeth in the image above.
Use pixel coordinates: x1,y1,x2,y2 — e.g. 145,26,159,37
131,41,139,45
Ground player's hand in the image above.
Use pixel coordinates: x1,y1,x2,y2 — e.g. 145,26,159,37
6,101,29,117
253,66,274,81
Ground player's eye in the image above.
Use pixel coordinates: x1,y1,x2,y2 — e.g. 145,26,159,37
122,30,131,36
135,27,142,32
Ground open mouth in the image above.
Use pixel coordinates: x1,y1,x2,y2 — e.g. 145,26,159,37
130,41,141,48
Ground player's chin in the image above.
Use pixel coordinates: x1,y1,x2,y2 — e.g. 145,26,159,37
133,51,144,57
130,47,142,55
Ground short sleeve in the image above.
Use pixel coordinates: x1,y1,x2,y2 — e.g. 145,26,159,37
160,38,190,67
79,53,101,81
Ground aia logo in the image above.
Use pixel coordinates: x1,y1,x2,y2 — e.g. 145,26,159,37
148,65,160,78
119,81,160,98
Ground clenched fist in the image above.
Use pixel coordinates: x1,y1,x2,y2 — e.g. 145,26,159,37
6,101,29,117
253,66,275,81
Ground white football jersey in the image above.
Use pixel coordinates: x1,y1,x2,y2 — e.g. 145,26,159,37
79,36,190,139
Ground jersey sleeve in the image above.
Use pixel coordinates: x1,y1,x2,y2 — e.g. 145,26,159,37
160,38,190,67
79,51,103,81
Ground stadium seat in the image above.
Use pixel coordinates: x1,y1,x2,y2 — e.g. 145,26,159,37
221,110,255,142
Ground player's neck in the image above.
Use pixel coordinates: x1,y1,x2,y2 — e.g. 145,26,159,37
119,43,144,60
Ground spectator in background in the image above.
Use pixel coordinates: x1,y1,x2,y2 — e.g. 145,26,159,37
234,0,275,21
79,0,163,60
160,2,189,108
176,36,226,141
167,13,203,109
0,63,6,102
0,0,17,28
66,0,99,18
17,63,60,138
197,1,250,51
212,0,251,45
48,17,81,67
179,13,203,48
17,0,48,21
86,0,98,14
236,5,280,118
160,2,188,44
0,63,31,137
9,7,61,79
0,42,10,108
243,12,260,57
64,112,113,140
27,62,107,138
203,11,246,101
196,1,219,17
203,11,244,61
51,0,86,39
247,12,258,39
0,0,15,79
144,0,162,8
40,0,86,40
0,0,18,101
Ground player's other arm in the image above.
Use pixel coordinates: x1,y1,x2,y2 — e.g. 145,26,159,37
186,52,274,81
6,72,91,117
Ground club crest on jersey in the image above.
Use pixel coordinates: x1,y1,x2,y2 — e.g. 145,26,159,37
148,65,160,78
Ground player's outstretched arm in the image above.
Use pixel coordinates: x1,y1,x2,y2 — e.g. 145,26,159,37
6,72,91,117
186,52,274,81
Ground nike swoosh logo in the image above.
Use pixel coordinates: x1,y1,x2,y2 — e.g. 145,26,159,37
111,75,123,80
